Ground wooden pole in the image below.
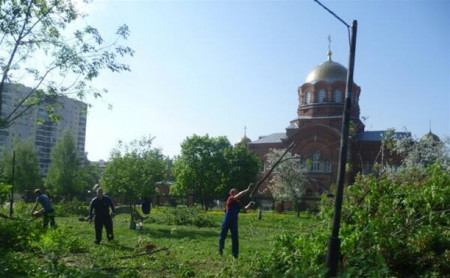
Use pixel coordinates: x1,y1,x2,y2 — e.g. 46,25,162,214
249,142,295,198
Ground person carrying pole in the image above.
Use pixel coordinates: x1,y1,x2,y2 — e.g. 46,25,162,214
218,184,255,259
218,142,295,258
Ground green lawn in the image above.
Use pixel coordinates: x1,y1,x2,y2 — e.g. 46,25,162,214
31,208,318,277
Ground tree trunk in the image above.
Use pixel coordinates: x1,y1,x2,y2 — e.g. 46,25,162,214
129,202,136,230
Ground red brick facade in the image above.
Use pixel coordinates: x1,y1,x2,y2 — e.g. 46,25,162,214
247,54,406,198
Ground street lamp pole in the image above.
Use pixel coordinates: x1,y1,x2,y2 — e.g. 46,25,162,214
325,19,357,277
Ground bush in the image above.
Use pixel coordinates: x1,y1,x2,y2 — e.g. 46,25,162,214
54,198,89,217
155,207,217,227
257,162,449,277
253,229,329,277
340,162,450,277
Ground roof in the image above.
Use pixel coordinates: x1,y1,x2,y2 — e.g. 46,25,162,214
305,57,347,84
236,136,252,145
421,131,441,143
356,131,411,142
249,133,287,144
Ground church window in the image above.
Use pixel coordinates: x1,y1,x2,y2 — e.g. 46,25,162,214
311,150,320,171
305,91,311,104
334,89,342,103
318,89,326,103
325,160,331,172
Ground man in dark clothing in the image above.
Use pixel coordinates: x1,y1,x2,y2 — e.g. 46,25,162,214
88,187,116,244
30,189,56,228
218,184,254,258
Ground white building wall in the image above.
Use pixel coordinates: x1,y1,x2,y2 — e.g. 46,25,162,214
0,84,87,175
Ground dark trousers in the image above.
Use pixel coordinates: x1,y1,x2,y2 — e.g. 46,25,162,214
43,210,56,228
94,216,114,243
219,220,239,258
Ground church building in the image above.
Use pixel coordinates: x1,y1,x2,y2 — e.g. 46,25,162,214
244,50,410,198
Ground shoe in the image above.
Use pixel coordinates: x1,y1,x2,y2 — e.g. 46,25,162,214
94,240,100,245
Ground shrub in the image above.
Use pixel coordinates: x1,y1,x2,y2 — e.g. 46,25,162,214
54,198,89,217
155,207,217,227
0,219,40,252
257,162,449,277
340,163,450,277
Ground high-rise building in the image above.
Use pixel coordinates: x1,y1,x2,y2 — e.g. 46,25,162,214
0,83,87,175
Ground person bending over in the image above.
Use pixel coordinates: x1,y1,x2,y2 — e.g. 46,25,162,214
30,189,56,228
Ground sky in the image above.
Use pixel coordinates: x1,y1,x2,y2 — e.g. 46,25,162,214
79,0,449,161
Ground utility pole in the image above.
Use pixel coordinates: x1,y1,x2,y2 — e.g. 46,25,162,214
325,20,357,277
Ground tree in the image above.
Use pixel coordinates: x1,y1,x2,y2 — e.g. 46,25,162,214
222,144,260,199
172,134,231,210
100,136,167,213
1,137,42,194
0,0,134,128
266,149,308,216
172,135,260,210
394,134,450,170
257,135,450,277
77,161,102,199
45,130,81,199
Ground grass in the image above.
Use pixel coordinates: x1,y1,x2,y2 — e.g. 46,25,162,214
2,205,320,277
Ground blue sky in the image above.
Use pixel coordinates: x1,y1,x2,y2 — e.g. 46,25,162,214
81,0,449,161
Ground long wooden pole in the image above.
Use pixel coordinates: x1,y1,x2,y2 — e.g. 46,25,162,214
249,142,295,198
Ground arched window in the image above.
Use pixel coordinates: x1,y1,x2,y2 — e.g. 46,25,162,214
334,89,342,103
311,150,320,171
305,91,311,104
318,89,326,103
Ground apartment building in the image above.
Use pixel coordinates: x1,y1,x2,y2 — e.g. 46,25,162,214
0,83,87,175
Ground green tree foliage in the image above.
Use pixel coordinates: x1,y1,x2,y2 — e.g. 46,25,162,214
266,149,307,217
0,0,134,128
172,135,231,210
0,183,11,205
77,161,102,198
100,136,167,206
1,137,42,193
258,135,450,277
222,144,260,199
172,135,259,210
338,163,450,277
45,131,81,199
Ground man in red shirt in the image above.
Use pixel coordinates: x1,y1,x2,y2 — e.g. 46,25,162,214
219,184,255,258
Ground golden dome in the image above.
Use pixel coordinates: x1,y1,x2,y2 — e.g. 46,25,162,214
237,136,251,145
305,52,347,83
421,131,440,143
